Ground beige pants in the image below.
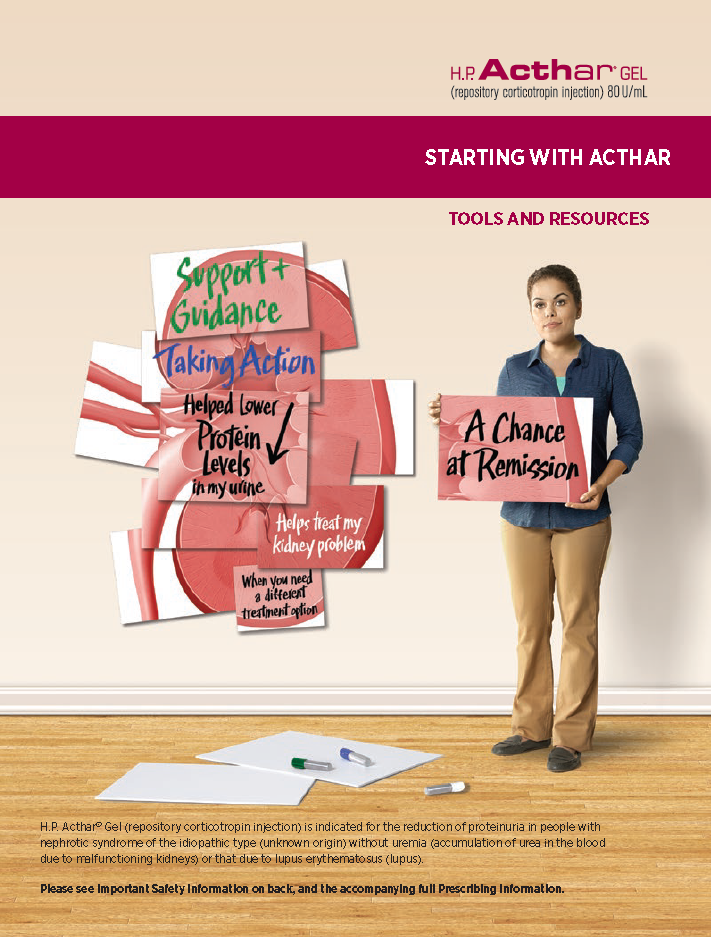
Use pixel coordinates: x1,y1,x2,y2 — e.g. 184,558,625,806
501,517,612,752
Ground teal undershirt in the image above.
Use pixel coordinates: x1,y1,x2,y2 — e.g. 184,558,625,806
556,376,566,395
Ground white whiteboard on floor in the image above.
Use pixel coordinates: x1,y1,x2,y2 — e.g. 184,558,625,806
96,762,314,805
197,730,441,788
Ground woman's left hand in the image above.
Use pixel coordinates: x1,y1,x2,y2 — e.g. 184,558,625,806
566,482,606,510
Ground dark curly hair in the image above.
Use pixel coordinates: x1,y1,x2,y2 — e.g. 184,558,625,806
527,265,582,308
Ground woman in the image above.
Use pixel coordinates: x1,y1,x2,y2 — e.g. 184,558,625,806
429,264,642,772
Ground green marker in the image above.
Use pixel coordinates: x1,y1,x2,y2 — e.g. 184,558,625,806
291,757,333,771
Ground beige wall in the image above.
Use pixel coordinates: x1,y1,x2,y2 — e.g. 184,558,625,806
1,197,709,688
0,2,708,691
0,0,707,117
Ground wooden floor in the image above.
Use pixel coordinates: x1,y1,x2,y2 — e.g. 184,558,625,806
1,715,709,937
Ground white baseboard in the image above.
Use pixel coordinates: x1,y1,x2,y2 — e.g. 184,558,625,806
0,687,709,714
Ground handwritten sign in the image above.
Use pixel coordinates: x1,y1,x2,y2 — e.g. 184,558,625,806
438,396,592,503
158,390,309,504
234,566,325,631
151,243,309,340
142,329,322,403
256,486,384,569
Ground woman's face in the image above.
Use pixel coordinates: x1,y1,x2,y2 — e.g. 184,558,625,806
529,277,581,344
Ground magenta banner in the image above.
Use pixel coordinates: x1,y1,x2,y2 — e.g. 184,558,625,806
2,116,706,197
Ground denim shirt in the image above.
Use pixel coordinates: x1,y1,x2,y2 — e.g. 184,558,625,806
497,335,643,529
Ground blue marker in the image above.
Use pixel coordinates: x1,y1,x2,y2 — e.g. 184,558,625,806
340,747,373,767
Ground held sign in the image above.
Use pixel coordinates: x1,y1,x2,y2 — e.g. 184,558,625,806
438,396,593,503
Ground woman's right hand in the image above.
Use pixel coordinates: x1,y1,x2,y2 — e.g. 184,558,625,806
428,392,441,426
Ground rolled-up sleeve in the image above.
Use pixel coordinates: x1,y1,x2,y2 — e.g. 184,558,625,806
608,353,643,473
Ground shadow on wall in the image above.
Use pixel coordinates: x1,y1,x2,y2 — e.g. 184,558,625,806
604,349,708,685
